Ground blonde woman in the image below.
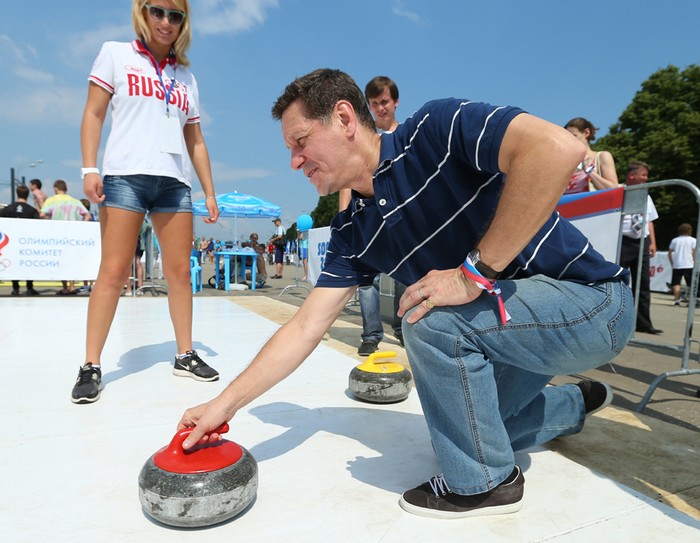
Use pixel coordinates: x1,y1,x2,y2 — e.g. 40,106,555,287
564,117,619,194
74,0,220,404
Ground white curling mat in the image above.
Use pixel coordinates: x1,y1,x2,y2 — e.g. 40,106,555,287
1,297,698,542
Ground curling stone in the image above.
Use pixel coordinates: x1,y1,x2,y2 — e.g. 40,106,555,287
138,423,257,528
349,351,412,403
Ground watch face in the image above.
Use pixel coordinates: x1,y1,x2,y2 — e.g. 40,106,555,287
469,249,499,279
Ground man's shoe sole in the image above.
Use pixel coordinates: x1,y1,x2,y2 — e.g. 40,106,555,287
172,368,219,382
398,496,523,519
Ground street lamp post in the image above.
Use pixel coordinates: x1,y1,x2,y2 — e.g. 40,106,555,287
9,159,43,204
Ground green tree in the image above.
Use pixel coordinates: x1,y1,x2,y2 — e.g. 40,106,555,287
310,193,340,227
596,64,700,246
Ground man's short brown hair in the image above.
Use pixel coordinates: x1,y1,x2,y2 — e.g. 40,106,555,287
271,68,376,131
626,160,650,176
364,76,399,101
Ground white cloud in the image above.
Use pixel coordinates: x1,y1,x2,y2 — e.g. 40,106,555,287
0,34,85,124
0,34,26,62
0,34,54,83
61,24,133,66
0,86,86,124
13,66,54,84
392,1,423,25
194,0,280,36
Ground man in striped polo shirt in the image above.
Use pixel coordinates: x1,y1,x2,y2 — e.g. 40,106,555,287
179,69,634,519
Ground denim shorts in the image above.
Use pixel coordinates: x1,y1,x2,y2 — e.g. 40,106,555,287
101,175,192,213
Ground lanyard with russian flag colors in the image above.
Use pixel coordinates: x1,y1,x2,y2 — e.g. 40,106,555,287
460,257,510,325
141,41,177,117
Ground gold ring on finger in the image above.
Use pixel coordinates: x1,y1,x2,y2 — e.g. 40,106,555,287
425,299,435,309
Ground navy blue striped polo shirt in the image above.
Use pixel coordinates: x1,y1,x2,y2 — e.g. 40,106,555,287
316,98,628,289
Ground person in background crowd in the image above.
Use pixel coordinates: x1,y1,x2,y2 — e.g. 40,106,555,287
29,179,47,211
41,179,91,295
668,223,696,306
240,232,267,286
298,231,309,281
197,235,208,264
205,237,215,263
341,75,405,355
619,161,662,334
270,217,286,278
0,184,40,295
563,117,618,194
80,198,99,222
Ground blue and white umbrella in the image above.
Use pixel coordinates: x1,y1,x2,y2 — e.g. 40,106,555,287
192,191,281,241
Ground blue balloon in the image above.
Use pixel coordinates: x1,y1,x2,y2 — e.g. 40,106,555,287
297,214,314,232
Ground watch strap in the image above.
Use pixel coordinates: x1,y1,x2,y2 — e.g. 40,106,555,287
468,249,501,280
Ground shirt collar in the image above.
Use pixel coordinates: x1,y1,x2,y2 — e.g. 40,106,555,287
132,39,177,70
376,132,397,174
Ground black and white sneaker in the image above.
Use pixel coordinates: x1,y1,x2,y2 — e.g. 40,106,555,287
71,364,102,404
399,466,524,519
173,350,219,382
577,380,613,415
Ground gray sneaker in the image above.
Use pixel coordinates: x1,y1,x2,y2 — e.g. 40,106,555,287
71,364,102,404
173,350,219,382
399,466,524,519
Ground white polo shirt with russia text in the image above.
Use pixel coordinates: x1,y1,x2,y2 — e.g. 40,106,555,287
88,40,201,187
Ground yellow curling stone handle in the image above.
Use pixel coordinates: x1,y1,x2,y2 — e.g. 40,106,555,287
356,351,404,373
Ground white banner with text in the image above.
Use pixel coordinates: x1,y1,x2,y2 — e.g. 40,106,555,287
307,226,331,285
0,218,101,281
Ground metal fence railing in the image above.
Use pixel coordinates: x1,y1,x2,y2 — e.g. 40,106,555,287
623,180,700,411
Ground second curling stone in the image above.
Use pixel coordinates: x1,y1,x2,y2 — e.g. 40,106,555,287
349,351,412,403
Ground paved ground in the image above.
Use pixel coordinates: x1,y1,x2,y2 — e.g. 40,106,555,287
3,259,699,520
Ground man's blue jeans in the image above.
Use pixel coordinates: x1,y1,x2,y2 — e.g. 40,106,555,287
359,276,383,343
403,276,634,495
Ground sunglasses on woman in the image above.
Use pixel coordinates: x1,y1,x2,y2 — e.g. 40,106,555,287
145,4,186,26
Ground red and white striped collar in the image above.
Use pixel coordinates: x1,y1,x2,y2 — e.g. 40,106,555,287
131,39,177,70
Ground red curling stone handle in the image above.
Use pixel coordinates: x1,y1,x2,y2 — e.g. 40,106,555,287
167,422,230,454
153,423,243,473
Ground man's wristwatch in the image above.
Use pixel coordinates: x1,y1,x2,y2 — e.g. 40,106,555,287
468,249,501,280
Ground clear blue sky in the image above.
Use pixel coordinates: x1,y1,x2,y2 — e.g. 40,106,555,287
1,0,698,242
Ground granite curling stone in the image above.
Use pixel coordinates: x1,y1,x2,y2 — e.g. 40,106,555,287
349,351,412,403
138,423,257,528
